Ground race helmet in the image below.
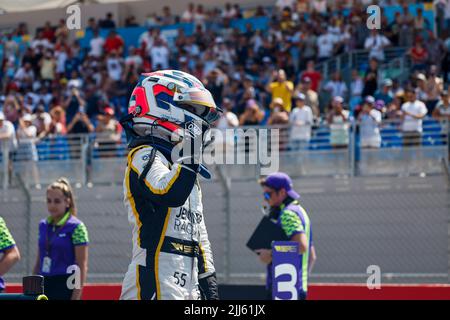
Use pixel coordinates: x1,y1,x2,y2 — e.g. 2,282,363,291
123,70,222,147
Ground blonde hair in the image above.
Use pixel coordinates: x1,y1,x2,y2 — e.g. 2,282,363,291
47,177,77,216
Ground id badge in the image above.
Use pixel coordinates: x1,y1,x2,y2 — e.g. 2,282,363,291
42,256,52,273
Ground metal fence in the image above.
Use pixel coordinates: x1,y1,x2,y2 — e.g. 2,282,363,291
2,170,449,285
1,119,449,285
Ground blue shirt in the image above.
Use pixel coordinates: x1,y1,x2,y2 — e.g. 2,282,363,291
38,212,89,276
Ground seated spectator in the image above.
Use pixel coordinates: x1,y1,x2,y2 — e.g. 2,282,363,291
358,96,382,149
401,88,428,146
0,112,17,175
268,98,289,126
425,65,444,113
289,93,313,151
95,107,122,157
266,69,294,112
239,99,265,126
327,96,350,148
181,3,196,23
150,37,170,70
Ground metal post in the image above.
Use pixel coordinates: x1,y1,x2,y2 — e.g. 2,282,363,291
350,121,356,177
216,165,231,284
16,173,31,275
81,135,88,185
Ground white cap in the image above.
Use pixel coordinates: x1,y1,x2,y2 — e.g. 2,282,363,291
0,112,5,120
22,114,33,122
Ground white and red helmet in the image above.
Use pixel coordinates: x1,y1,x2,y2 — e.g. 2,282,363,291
126,70,222,144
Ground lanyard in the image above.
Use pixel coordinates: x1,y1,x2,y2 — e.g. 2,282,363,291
45,219,68,256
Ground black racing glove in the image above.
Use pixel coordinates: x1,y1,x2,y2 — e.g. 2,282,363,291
199,272,219,300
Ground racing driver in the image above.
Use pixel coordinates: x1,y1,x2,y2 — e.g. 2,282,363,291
119,70,221,300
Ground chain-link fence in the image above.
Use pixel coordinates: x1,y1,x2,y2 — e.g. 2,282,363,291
1,120,449,285
2,164,449,285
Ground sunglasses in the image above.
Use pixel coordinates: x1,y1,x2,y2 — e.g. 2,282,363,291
263,190,275,200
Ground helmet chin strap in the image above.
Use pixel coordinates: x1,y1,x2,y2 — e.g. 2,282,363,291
120,115,212,180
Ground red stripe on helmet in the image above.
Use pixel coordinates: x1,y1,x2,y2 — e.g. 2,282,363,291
152,84,174,97
141,115,180,132
129,86,150,116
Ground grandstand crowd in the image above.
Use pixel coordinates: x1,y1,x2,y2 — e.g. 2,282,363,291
0,0,450,159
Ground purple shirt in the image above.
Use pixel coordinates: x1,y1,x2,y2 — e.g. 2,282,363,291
38,212,89,276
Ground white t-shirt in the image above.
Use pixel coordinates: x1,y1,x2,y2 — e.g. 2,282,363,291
0,120,17,150
89,36,105,58
289,106,313,141
401,100,428,132
216,112,239,129
317,33,337,58
107,57,123,81
360,109,382,147
364,35,390,61
150,45,169,69
325,81,348,98
55,50,68,74
351,78,364,97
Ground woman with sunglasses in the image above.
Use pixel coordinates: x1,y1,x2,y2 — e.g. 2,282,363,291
257,172,317,300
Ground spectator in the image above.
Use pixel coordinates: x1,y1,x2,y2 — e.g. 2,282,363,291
364,29,390,62
317,27,338,62
362,58,379,98
89,29,105,58
266,69,294,112
216,98,239,129
63,85,86,125
0,217,21,293
33,178,89,300
327,96,350,148
425,65,444,113
295,77,319,118
324,72,348,101
39,50,56,83
150,37,170,70
239,99,265,126
94,107,122,157
268,98,290,126
432,90,450,121
33,104,52,138
350,70,364,112
300,60,321,93
181,3,196,23
409,37,428,72
103,30,124,56
161,6,175,26
67,111,94,135
358,96,382,148
99,12,116,29
375,78,394,106
425,31,446,72
106,50,124,82
16,113,40,187
48,106,67,135
0,112,17,181
289,93,313,151
401,88,428,146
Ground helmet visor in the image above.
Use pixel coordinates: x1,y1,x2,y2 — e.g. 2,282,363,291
175,88,222,124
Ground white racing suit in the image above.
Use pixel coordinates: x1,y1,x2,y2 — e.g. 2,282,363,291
120,145,217,300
